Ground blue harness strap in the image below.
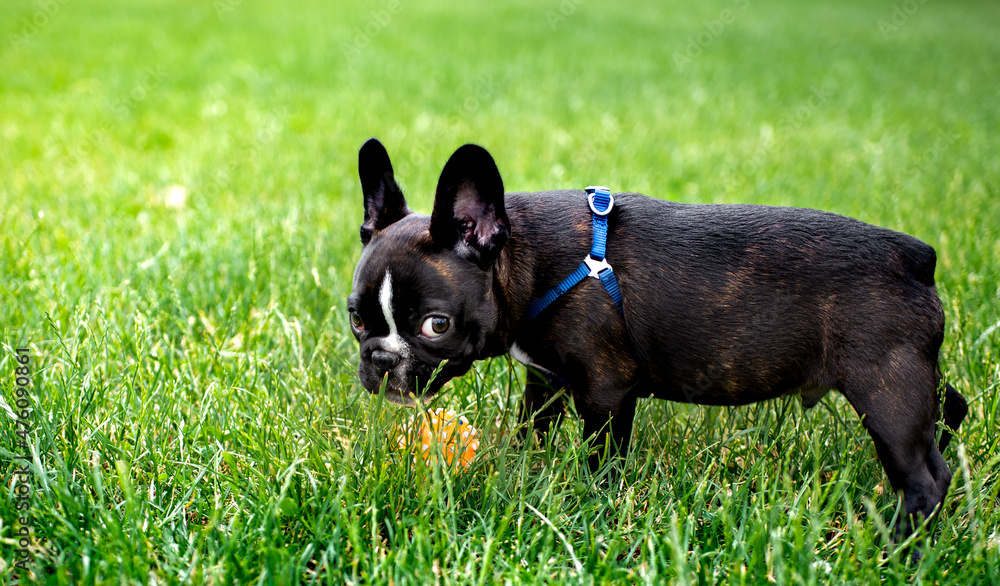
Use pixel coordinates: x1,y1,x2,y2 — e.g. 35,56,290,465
526,186,625,320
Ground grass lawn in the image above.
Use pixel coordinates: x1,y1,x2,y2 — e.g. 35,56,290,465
2,0,999,583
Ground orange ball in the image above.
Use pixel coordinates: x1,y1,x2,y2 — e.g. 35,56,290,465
397,408,480,469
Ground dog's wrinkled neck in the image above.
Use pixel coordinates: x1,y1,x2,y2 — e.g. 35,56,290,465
483,202,544,356
481,247,516,358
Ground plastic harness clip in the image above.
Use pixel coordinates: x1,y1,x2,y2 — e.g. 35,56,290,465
526,186,625,320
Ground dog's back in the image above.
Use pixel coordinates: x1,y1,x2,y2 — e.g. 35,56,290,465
506,191,944,407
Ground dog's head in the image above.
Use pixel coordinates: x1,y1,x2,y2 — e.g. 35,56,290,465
347,138,510,404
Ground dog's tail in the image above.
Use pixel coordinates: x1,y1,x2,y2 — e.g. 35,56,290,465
939,383,968,452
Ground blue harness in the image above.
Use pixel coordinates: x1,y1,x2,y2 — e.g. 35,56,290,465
526,186,625,320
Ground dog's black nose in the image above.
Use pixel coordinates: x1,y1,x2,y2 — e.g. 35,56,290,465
371,350,400,372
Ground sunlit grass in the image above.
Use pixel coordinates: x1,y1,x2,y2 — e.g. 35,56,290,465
1,0,998,583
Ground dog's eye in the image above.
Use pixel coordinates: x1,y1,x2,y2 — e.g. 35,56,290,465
349,310,364,331
420,316,449,339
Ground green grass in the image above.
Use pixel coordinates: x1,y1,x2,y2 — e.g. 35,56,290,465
2,0,999,583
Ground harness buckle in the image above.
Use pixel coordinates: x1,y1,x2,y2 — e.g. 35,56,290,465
525,185,624,320
584,255,612,279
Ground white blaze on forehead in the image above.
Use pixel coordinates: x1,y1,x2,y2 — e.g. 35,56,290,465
379,271,396,334
378,270,409,355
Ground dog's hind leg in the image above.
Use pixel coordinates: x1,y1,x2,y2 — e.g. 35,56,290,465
838,347,954,543
938,382,968,452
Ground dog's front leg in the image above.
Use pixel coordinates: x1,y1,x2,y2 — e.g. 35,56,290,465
579,392,638,481
518,370,566,446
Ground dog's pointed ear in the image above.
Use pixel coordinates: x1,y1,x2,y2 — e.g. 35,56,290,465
358,138,410,245
429,144,510,269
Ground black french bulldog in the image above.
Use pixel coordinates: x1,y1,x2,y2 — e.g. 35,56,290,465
348,138,967,541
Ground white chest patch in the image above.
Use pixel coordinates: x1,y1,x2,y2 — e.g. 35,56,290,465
510,343,557,378
379,271,409,356
509,343,534,366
